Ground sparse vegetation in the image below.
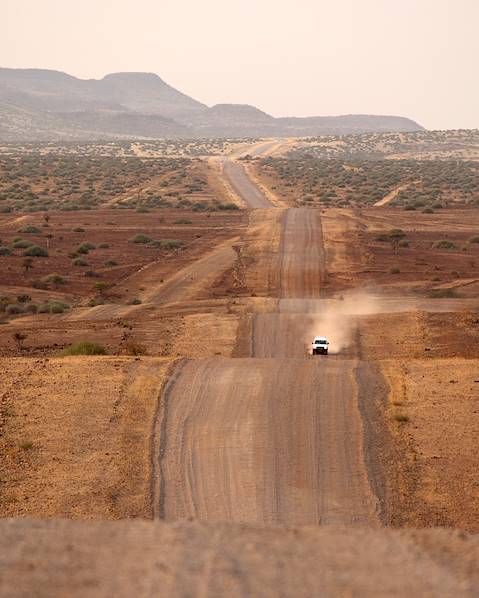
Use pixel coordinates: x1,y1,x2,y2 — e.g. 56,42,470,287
60,341,107,356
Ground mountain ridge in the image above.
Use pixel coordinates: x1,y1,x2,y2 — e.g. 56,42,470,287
0,68,425,140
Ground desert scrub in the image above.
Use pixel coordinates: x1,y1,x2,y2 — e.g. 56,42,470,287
38,300,70,314
130,234,153,244
434,240,456,250
17,225,40,234
73,257,89,267
154,239,184,250
24,245,49,257
77,242,96,254
13,239,33,249
60,341,107,356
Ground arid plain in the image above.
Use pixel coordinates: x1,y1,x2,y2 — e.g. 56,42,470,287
0,132,478,595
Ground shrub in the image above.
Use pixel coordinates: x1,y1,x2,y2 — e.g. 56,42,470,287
98,242,110,249
422,208,434,214
77,242,95,254
72,227,85,232
159,239,184,250
390,267,401,274
60,341,107,356
0,247,11,256
105,260,118,267
174,218,192,224
73,257,89,267
217,202,240,211
469,236,479,244
123,340,147,356
18,225,40,234
85,270,100,278
428,288,459,299
398,239,410,247
374,233,389,242
129,298,142,305
45,273,67,286
87,298,104,307
130,234,153,244
5,304,24,315
24,245,48,257
394,414,409,423
434,240,456,250
389,229,406,239
17,294,31,303
25,303,38,313
49,301,69,314
37,300,70,314
19,441,34,450
13,239,33,249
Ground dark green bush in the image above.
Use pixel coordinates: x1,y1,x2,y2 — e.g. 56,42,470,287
60,341,107,356
24,245,48,257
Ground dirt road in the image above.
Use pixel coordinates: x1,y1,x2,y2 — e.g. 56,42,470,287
155,196,381,525
222,159,273,208
3,519,478,598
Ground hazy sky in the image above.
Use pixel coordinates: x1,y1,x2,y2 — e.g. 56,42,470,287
2,0,478,129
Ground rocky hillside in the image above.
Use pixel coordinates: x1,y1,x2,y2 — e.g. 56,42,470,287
0,68,424,140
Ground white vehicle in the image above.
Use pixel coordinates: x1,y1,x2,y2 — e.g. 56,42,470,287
312,336,329,355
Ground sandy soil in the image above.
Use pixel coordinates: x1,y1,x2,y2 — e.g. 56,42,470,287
0,356,173,518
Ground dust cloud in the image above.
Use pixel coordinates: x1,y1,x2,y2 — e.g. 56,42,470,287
306,292,380,355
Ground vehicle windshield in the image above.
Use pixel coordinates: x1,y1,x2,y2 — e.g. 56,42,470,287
315,340,327,344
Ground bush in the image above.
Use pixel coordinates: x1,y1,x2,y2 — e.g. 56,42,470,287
427,288,459,299
105,260,118,267
217,202,240,211
130,234,153,244
469,236,479,244
37,300,70,314
5,304,24,315
60,341,107,356
174,218,192,224
73,257,89,267
98,242,110,249
72,227,85,232
42,273,67,286
77,242,95,254
434,240,456,250
13,239,33,249
87,298,104,307
390,267,401,274
129,298,142,305
159,239,184,250
389,229,406,239
18,225,40,234
24,245,48,257
123,340,147,356
0,247,11,256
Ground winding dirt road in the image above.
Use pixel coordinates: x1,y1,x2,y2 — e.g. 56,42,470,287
153,160,381,527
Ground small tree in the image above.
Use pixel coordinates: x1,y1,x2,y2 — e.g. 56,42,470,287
13,332,27,349
22,257,33,275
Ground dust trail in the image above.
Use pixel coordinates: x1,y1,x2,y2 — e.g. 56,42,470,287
306,292,380,355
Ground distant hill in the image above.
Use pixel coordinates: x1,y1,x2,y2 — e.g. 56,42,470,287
0,68,424,141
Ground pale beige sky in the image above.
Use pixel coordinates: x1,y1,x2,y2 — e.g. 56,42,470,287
2,0,478,129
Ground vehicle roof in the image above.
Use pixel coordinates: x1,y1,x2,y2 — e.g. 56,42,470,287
313,336,328,342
